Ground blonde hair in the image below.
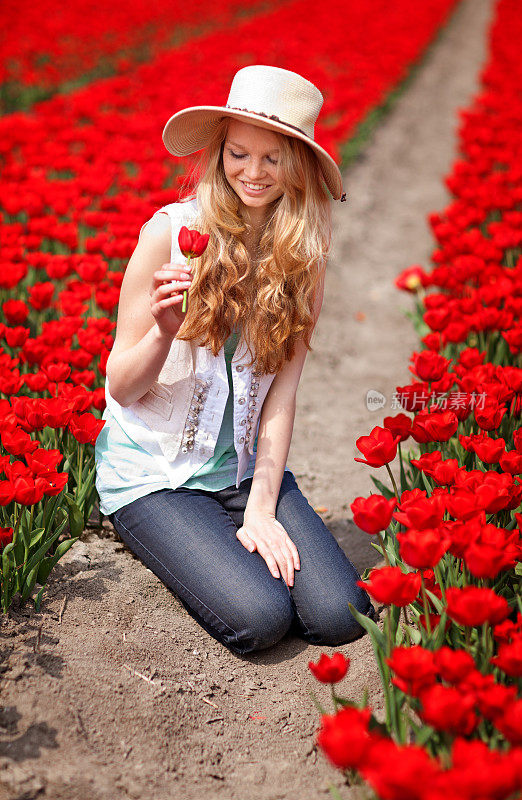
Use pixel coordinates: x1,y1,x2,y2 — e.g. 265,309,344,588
175,117,332,374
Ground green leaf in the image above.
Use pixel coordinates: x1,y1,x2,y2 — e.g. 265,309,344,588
21,564,39,601
425,588,443,614
368,714,391,738
433,612,449,649
408,718,437,747
348,602,386,651
29,527,46,548
2,543,15,581
63,495,85,538
370,475,396,499
34,584,46,612
23,517,68,576
36,537,79,585
1,541,16,558
308,690,328,716
42,493,62,529
420,471,433,494
403,625,422,645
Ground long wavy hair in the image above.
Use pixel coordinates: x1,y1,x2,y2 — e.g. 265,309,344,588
175,117,332,374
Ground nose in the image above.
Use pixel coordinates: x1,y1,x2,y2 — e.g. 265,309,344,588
243,157,267,181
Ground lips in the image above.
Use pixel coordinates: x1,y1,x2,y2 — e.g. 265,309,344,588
241,180,271,191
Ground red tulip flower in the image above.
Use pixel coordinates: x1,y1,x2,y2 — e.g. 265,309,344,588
493,700,522,745
178,226,210,258
357,566,421,607
351,494,397,534
354,426,401,467
308,652,349,683
434,647,476,684
386,645,438,696
178,226,210,313
490,640,522,677
0,527,14,550
397,526,450,569
316,706,372,770
419,684,478,736
445,587,510,627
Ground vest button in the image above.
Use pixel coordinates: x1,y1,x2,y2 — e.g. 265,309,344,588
235,365,244,372
239,418,246,425
238,436,245,444
238,397,246,404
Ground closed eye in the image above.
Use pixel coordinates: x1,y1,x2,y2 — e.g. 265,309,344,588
230,151,278,165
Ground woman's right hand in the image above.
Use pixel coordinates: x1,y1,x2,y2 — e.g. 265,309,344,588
150,262,193,338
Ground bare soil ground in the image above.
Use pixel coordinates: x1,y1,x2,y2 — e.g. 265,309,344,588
0,2,493,797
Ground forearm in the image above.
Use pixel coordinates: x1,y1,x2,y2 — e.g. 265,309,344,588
106,324,175,407
245,391,296,516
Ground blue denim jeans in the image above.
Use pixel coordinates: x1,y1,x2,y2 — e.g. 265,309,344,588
108,470,375,655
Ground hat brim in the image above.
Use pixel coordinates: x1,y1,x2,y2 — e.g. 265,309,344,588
162,106,343,201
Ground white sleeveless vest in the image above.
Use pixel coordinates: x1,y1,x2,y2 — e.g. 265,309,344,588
104,199,277,490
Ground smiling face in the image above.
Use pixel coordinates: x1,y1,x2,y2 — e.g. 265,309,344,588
222,119,284,223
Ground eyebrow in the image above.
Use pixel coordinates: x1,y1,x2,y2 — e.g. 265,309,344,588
227,141,280,154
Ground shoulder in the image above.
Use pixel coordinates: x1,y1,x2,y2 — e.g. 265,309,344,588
158,197,199,224
140,198,199,238
138,210,171,247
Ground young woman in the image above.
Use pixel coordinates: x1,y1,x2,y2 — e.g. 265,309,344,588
95,65,375,655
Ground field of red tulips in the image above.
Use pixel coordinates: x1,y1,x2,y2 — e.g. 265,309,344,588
0,0,281,111
5,0,522,796
0,0,461,615
308,0,522,797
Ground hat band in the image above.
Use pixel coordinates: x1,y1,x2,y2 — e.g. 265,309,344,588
224,105,310,138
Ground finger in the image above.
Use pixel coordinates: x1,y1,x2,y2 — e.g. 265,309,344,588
236,527,256,553
156,280,192,297
272,521,300,575
152,295,184,314
256,544,280,579
284,537,301,571
152,269,193,287
273,545,294,587
262,543,292,584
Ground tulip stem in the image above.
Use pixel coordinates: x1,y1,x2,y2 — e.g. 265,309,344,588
433,564,446,604
385,463,399,501
420,574,432,636
182,255,191,313
330,684,340,712
377,531,391,567
77,442,83,499
385,607,392,655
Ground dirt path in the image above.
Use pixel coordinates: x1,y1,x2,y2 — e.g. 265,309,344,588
0,2,493,798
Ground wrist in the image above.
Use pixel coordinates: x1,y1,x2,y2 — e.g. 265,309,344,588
152,322,176,344
245,492,277,518
244,507,276,526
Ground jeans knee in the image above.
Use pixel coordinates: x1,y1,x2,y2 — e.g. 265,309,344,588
301,595,375,647
228,596,294,654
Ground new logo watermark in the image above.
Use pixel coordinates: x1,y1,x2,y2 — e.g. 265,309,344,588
365,390,488,412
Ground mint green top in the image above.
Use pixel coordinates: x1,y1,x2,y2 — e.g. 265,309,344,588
179,328,258,490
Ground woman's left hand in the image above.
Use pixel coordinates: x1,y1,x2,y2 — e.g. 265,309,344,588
236,509,301,587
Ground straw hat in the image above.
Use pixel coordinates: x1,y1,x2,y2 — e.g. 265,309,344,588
162,65,345,201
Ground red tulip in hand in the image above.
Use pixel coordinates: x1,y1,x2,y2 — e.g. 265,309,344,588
178,226,209,313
